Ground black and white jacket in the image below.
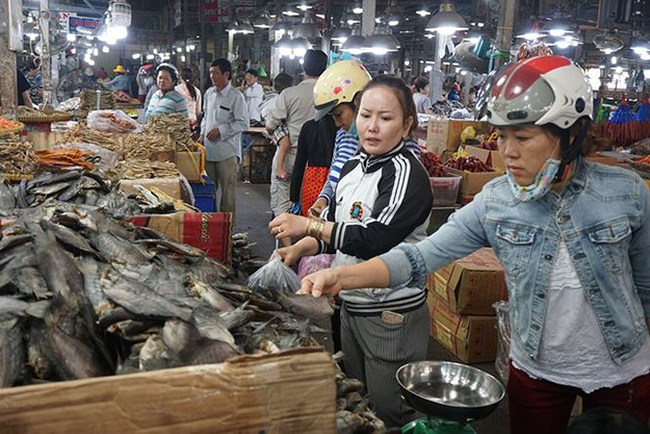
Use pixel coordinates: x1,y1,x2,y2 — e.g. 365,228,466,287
317,142,433,315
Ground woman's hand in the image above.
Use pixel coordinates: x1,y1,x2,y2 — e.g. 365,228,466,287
298,268,343,297
274,245,302,267
269,213,309,240
309,198,327,217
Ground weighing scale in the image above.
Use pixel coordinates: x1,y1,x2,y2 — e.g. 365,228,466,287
397,361,505,434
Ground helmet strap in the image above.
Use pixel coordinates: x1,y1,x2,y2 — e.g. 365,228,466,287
553,118,591,184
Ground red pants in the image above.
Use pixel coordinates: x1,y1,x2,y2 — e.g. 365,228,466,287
507,363,650,434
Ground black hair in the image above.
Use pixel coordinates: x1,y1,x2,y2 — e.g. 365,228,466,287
303,50,328,77
273,73,293,93
210,58,232,80
414,77,429,92
181,67,197,101
361,75,418,135
246,68,258,78
565,408,649,434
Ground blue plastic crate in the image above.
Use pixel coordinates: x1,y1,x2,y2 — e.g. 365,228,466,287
195,195,216,212
190,175,215,196
190,175,216,212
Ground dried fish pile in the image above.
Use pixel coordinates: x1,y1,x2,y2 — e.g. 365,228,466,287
119,132,175,160
122,159,178,180
0,203,335,387
62,125,175,162
63,124,119,152
335,359,386,433
0,170,175,219
146,114,194,151
0,134,36,175
79,89,116,119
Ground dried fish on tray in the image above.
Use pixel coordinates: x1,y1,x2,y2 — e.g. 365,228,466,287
0,170,178,218
0,202,335,388
0,134,36,176
121,159,179,180
146,114,194,151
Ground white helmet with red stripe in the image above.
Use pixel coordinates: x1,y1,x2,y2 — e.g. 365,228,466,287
485,55,593,129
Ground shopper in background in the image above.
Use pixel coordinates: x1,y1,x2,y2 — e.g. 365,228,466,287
200,58,249,220
308,60,371,217
24,61,42,106
105,65,130,93
260,73,293,117
175,67,202,126
298,56,650,434
290,115,338,217
144,63,188,121
137,64,156,103
16,69,32,108
269,76,432,427
265,49,328,218
447,81,461,101
243,68,264,126
83,67,97,85
412,77,432,114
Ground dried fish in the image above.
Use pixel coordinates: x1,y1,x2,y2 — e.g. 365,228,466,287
145,114,194,151
0,134,35,175
121,159,178,180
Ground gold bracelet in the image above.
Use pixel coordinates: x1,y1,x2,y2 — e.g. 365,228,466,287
307,218,325,239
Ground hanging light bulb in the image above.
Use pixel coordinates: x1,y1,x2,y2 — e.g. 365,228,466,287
132,53,141,59
102,45,109,53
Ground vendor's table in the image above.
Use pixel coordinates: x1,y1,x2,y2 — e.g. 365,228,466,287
242,127,275,184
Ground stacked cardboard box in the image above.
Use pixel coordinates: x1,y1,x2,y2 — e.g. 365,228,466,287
427,248,507,363
0,349,337,433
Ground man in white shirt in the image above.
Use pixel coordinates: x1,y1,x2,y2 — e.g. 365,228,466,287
200,58,249,220
243,69,264,125
265,50,328,217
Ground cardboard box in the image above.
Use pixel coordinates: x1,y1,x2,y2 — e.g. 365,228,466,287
130,211,232,265
0,349,337,434
120,177,182,200
429,296,498,364
446,168,504,204
427,119,489,153
428,248,507,315
175,144,206,182
465,145,505,172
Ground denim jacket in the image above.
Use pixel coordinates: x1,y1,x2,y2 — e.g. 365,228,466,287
381,158,650,364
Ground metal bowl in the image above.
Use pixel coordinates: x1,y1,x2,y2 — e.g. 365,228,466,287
396,361,505,422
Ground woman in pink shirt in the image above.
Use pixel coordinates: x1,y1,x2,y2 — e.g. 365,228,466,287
175,68,202,126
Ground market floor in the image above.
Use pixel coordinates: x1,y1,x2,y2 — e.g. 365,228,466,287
234,181,511,434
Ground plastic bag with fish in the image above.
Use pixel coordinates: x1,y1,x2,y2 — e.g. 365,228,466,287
247,254,301,299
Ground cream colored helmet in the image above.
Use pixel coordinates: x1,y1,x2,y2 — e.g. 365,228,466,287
313,60,371,121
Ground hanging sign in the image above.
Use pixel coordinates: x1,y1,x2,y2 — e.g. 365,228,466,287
200,0,220,23
68,15,102,34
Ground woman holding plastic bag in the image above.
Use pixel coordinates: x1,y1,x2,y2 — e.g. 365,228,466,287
269,76,433,428
297,56,650,434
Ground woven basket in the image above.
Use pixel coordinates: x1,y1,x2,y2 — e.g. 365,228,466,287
0,122,25,135
18,110,73,124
